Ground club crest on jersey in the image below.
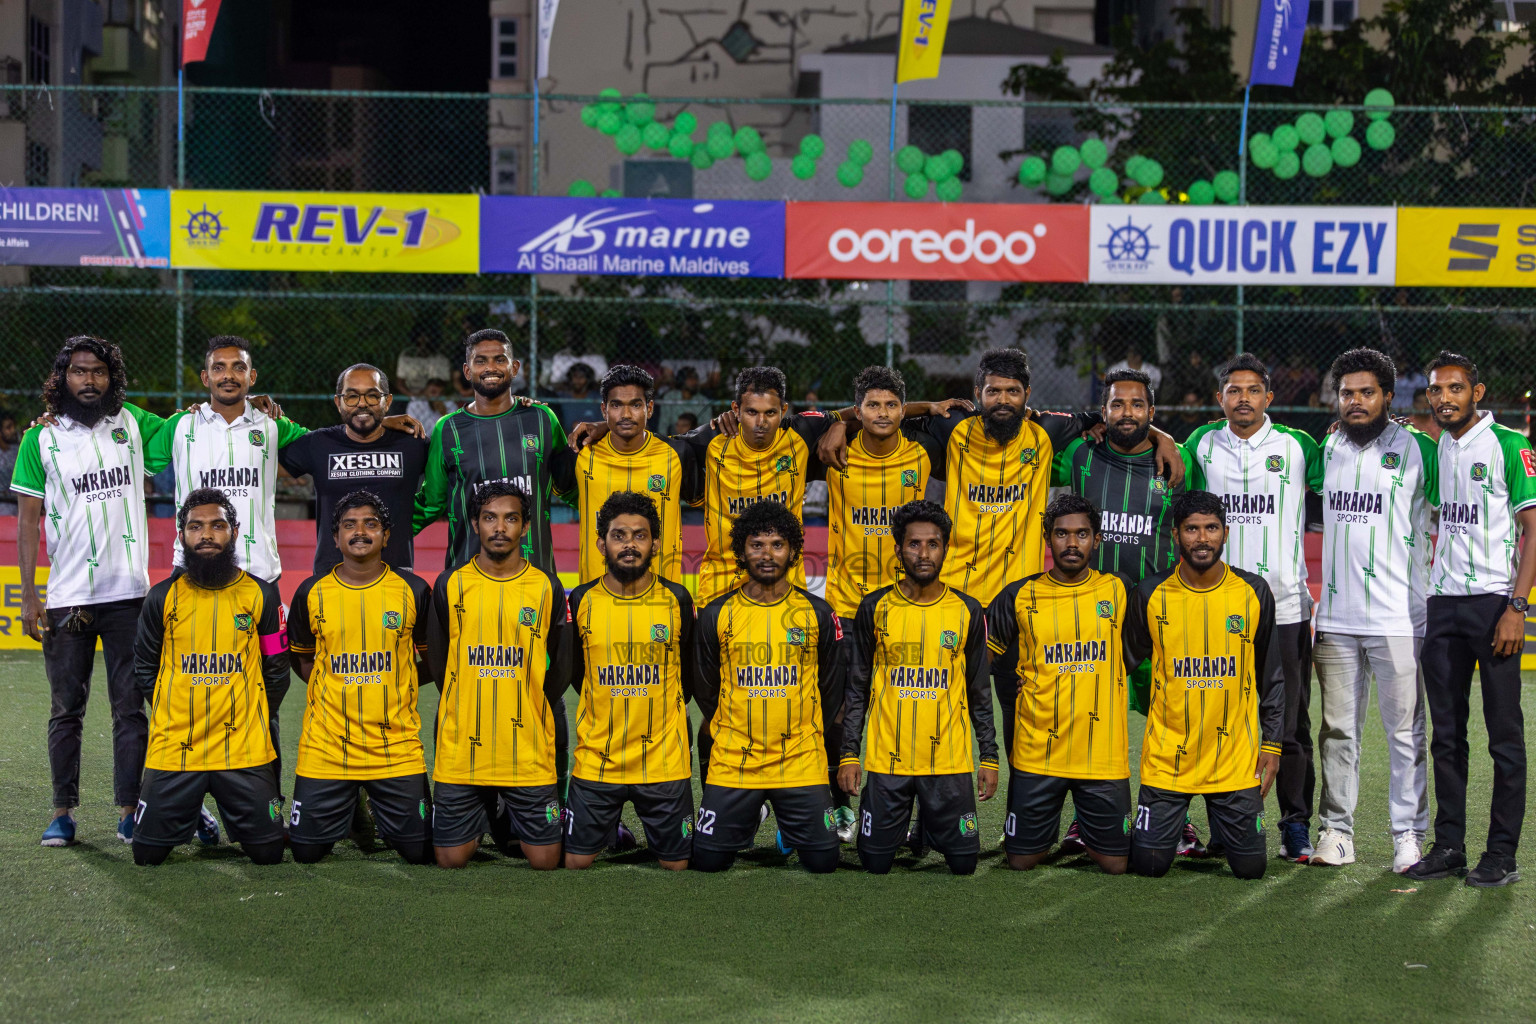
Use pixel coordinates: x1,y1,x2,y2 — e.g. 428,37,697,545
1122,812,1132,835
268,798,282,822
383,610,401,630
651,624,670,643
1226,614,1245,634
940,629,959,650
648,473,666,492
1096,600,1114,618
110,427,128,445
1148,477,1168,495
775,455,792,473
233,612,253,632
519,606,537,627
1471,462,1488,481
418,799,427,819
680,817,693,837
1265,455,1284,473
822,808,836,830
523,435,539,451
785,627,806,647
248,429,264,447
958,812,978,836
901,469,918,487
1019,448,1037,465
544,802,560,824
1381,452,1401,470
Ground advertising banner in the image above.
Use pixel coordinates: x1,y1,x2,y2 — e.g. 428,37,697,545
0,188,170,268
1396,208,1536,287
785,202,1088,282
481,196,783,277
169,190,479,273
1087,206,1397,286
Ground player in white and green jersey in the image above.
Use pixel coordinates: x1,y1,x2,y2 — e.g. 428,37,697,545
1407,351,1536,888
13,337,171,847
1185,353,1323,865
1310,348,1438,872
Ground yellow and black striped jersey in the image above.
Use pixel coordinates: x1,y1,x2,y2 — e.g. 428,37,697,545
910,410,1088,607
133,570,289,772
986,570,1134,780
695,586,845,788
427,559,568,787
681,413,833,605
1125,564,1281,794
840,583,997,776
287,567,432,780
552,431,702,583
823,431,943,621
568,575,695,784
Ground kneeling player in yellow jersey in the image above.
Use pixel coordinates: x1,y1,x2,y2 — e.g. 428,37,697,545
692,501,845,873
565,492,696,870
427,481,568,870
839,500,998,875
287,490,434,865
1124,491,1282,880
131,489,290,865
987,494,1135,874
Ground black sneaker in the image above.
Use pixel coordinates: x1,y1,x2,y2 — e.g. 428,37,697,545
1404,844,1467,880
1058,818,1085,855
1466,851,1520,888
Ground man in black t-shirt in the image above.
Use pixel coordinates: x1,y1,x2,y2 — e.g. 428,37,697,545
280,364,429,574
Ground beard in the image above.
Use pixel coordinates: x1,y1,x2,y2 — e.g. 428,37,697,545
1107,419,1151,450
473,374,511,400
181,538,240,588
346,408,383,435
59,389,110,428
606,548,655,584
983,404,1024,444
1434,404,1475,434
479,537,516,562
1177,542,1224,572
1341,407,1390,447
746,560,790,586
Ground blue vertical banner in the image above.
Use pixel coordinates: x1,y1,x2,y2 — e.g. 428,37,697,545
1249,0,1307,87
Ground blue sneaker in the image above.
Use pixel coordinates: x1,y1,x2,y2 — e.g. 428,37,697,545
196,806,221,846
117,814,135,845
1280,821,1314,863
775,830,794,855
41,814,77,847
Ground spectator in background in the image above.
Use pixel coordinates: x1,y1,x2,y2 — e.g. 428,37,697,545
1272,352,1321,407
451,369,476,409
1168,389,1207,441
396,332,451,397
1409,388,1440,440
657,366,714,430
1168,349,1216,406
0,411,18,515
673,412,699,435
1106,348,1163,394
1394,361,1429,413
555,362,602,431
405,378,451,437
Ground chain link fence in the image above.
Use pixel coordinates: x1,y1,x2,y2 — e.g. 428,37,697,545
2,84,1534,433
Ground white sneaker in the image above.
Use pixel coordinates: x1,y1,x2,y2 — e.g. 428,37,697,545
1392,832,1424,874
1311,828,1355,866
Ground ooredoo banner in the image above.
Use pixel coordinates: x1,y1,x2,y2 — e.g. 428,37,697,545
784,202,1089,282
0,188,170,268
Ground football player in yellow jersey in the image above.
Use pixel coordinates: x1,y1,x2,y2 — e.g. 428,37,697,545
987,494,1135,875
552,365,702,584
287,490,434,865
1124,490,1282,880
839,500,998,875
565,492,697,870
131,489,289,865
692,501,845,873
427,481,568,870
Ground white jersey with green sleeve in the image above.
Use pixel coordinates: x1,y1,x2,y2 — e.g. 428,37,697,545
1317,422,1438,637
1431,411,1536,597
144,402,307,583
1185,417,1323,625
9,404,164,607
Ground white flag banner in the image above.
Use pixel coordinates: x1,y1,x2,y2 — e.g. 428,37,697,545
536,0,560,80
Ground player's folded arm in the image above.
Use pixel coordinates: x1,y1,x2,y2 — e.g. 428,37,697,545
815,598,847,729
960,595,998,770
409,573,434,685
131,580,171,702
256,578,292,710
541,568,573,701
691,598,724,723
839,593,880,765
424,572,453,690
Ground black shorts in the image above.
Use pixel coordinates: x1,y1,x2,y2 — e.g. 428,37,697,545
857,771,979,858
432,781,562,848
1131,784,1266,860
1004,770,1132,857
564,777,693,860
694,784,839,853
134,763,284,847
289,773,432,845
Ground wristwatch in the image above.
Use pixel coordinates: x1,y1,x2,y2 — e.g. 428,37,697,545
1511,597,1530,614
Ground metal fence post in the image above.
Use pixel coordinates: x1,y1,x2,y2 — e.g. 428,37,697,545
883,98,897,368
528,91,540,395
175,82,186,407
1235,104,1248,355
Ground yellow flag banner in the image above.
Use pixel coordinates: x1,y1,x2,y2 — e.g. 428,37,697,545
896,0,952,84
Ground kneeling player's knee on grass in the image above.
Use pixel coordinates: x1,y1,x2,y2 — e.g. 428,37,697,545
690,848,736,872
1007,853,1044,871
1227,853,1266,880
945,853,978,876
1092,854,1128,876
290,841,333,864
242,840,285,866
133,843,172,867
435,843,476,869
658,858,689,872
798,848,839,874
522,843,562,871
859,849,896,875
564,853,596,870
1130,847,1175,877
392,840,433,865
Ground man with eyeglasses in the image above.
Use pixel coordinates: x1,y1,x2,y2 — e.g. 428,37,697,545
280,364,430,575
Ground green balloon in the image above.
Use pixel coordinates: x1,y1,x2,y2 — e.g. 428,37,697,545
1272,125,1300,151
568,179,597,198
674,112,697,136
1248,132,1272,153
1274,150,1300,180
668,134,694,159
615,124,643,155
936,177,963,202
1052,145,1082,176
1366,120,1395,150
597,88,622,115
597,110,624,136
705,134,735,160
642,122,670,150
1134,160,1164,188
800,134,825,159
896,145,925,174
1018,156,1047,186
691,148,714,170
1303,143,1333,177
1088,167,1118,197
1080,138,1109,169
707,121,733,140
734,126,764,155
1101,194,1123,204
1046,171,1074,196
626,96,655,126
924,154,951,182
1296,113,1326,146
581,105,601,128
1124,155,1146,178
1250,139,1278,169
791,154,817,180
1213,170,1240,203
1324,109,1355,139
1331,135,1362,168
1137,189,1165,205
837,161,863,187
941,149,964,175
848,139,874,166
1187,180,1215,205
1364,88,1395,121
744,151,772,181
904,173,929,199
600,188,621,198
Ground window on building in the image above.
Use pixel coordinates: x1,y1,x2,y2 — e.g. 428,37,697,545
28,17,51,85
908,104,971,181
1307,0,1357,29
493,147,520,194
907,281,969,354
492,18,519,79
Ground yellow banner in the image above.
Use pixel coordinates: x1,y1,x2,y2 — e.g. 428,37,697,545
170,190,479,273
896,0,952,84
1397,208,1536,287
0,566,50,650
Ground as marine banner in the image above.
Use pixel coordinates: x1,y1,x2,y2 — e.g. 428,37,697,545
169,190,479,273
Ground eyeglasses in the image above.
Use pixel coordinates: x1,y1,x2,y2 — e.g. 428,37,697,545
338,390,388,407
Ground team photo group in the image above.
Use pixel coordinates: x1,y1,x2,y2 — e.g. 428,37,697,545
12,327,1535,886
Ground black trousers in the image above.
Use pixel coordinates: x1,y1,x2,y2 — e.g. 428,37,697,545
1274,621,1315,826
1423,594,1527,855
42,597,146,808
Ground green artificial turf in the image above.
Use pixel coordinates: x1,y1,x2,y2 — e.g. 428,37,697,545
1,648,1533,1022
